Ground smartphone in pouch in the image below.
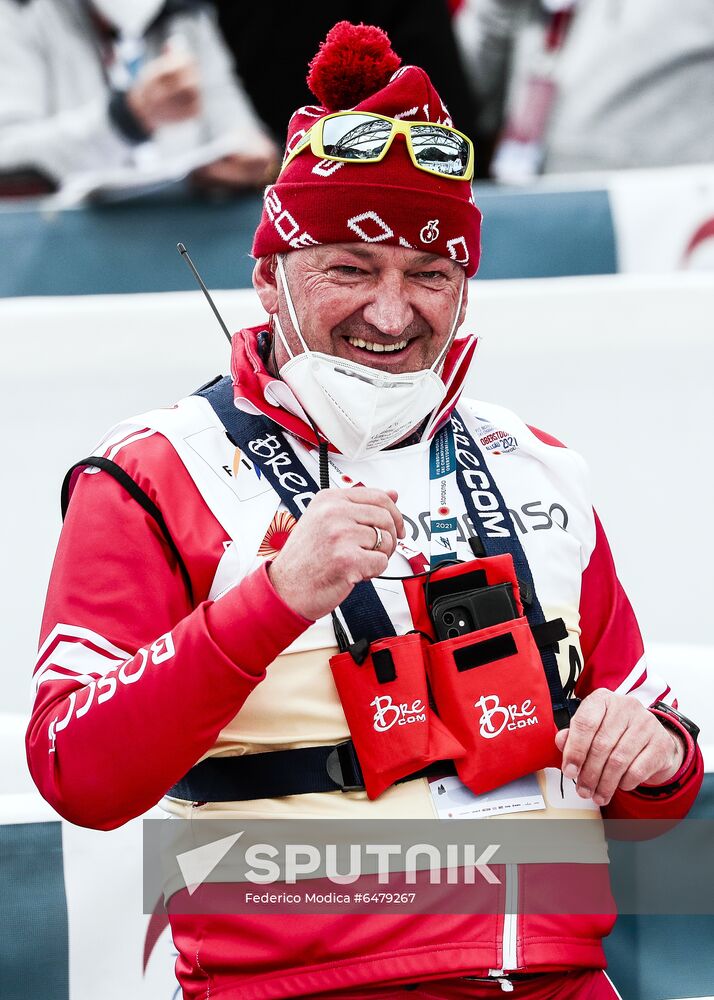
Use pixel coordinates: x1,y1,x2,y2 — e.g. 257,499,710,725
430,583,518,641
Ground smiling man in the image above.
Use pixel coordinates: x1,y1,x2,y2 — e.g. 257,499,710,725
28,21,702,1000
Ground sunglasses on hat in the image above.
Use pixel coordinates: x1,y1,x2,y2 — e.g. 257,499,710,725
281,111,474,181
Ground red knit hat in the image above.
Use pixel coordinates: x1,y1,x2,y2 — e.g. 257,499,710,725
252,22,482,276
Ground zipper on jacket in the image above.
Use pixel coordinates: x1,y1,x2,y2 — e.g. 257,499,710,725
489,862,519,978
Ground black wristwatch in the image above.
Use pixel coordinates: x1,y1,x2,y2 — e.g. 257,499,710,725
651,700,700,744
636,701,700,797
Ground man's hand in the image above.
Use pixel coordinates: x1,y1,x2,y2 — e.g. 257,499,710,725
555,689,685,806
268,488,405,621
191,141,280,190
126,45,201,133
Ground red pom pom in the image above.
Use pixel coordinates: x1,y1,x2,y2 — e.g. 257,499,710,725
307,21,402,111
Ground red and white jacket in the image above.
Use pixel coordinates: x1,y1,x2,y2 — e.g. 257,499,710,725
27,327,703,999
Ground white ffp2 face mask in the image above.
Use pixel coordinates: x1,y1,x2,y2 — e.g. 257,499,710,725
273,255,465,461
91,0,165,37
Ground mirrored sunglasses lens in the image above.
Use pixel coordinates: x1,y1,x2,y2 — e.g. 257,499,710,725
410,125,470,176
322,115,393,159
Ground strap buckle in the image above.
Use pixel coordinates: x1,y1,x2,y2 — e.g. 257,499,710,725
326,740,365,792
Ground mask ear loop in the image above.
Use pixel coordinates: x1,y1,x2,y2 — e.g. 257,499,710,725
272,314,292,362
274,254,312,358
429,271,466,377
270,255,331,480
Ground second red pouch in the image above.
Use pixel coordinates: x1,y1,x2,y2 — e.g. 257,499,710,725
329,632,466,799
426,616,562,796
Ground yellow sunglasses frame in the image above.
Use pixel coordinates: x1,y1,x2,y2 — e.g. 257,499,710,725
281,111,475,181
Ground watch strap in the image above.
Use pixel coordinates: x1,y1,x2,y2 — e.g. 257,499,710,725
637,703,698,797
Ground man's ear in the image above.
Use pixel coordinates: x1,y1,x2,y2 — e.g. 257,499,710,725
252,255,279,314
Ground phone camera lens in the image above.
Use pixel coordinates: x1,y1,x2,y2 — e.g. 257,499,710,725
443,612,455,625
447,627,459,639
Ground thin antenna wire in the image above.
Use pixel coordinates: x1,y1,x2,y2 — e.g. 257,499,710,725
177,242,232,344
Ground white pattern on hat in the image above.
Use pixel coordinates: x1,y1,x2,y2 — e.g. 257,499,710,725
346,211,394,243
393,106,420,120
446,236,469,265
312,159,345,177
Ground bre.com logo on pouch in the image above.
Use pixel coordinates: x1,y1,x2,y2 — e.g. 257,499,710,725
476,695,538,739
371,695,427,732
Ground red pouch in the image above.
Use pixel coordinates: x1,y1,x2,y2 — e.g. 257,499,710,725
329,632,466,799
403,555,524,640
426,616,562,795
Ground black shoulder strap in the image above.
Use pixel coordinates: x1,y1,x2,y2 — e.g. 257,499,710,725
61,456,194,605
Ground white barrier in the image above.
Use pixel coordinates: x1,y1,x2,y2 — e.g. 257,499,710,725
2,273,712,714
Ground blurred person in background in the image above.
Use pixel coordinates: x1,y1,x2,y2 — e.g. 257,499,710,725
0,0,279,193
454,0,714,182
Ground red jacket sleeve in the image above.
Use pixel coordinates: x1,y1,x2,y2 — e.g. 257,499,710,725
26,458,310,831
576,509,703,820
